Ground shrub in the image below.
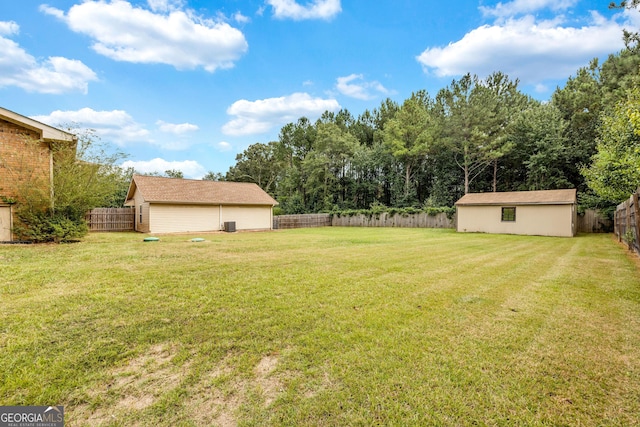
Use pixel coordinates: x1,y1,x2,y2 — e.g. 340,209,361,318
14,209,88,243
330,206,455,220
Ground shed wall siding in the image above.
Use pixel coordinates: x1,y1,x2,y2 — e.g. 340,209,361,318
457,204,575,237
221,205,273,230
149,204,221,233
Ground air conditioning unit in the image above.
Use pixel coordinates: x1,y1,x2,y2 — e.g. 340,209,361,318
223,221,236,232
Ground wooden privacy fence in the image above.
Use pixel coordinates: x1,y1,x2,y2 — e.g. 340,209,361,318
332,212,454,228
615,189,640,254
577,209,613,233
274,213,454,229
274,214,332,229
85,208,135,232
276,209,610,233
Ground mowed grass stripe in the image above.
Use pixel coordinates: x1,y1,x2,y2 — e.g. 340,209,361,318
1,229,639,426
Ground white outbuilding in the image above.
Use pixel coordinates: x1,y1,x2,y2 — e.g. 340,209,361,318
455,189,577,237
124,175,278,233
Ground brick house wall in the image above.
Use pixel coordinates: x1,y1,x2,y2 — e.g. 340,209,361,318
0,118,52,203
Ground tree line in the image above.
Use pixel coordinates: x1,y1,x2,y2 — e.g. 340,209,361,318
5,21,639,242
218,46,640,215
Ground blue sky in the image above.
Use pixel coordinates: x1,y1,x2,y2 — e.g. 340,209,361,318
1,0,637,178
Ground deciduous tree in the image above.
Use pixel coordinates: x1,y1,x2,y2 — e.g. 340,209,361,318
583,86,640,201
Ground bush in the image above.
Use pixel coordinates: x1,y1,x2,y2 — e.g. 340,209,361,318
14,210,88,243
329,206,456,220
425,206,457,219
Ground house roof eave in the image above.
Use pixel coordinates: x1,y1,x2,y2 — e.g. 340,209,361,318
0,106,76,143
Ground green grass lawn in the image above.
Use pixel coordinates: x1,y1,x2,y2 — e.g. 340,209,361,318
1,228,640,426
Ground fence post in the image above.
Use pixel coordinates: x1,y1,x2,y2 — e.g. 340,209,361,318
626,199,631,249
615,205,620,241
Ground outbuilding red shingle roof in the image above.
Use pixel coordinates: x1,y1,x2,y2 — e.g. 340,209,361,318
125,175,278,206
455,189,576,206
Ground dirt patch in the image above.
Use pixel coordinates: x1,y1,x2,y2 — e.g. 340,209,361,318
187,384,243,427
304,371,335,399
70,343,188,426
254,355,283,407
187,352,286,426
70,348,289,426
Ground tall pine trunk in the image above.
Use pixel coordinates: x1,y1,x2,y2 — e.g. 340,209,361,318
492,159,498,192
405,163,412,199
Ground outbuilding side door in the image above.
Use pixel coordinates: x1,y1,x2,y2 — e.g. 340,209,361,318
0,205,11,241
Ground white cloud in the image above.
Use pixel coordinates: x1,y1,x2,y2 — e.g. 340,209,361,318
121,158,206,178
0,20,19,36
147,0,184,13
267,0,341,20
336,74,391,100
534,83,549,93
0,21,97,94
32,109,204,151
32,108,150,144
155,140,195,151
416,13,626,84
217,141,233,152
222,92,341,136
624,6,640,28
41,1,248,72
480,0,578,19
234,12,251,24
156,120,199,135
39,5,64,19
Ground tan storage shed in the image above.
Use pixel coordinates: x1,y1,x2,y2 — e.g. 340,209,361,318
124,175,278,233
455,189,577,237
